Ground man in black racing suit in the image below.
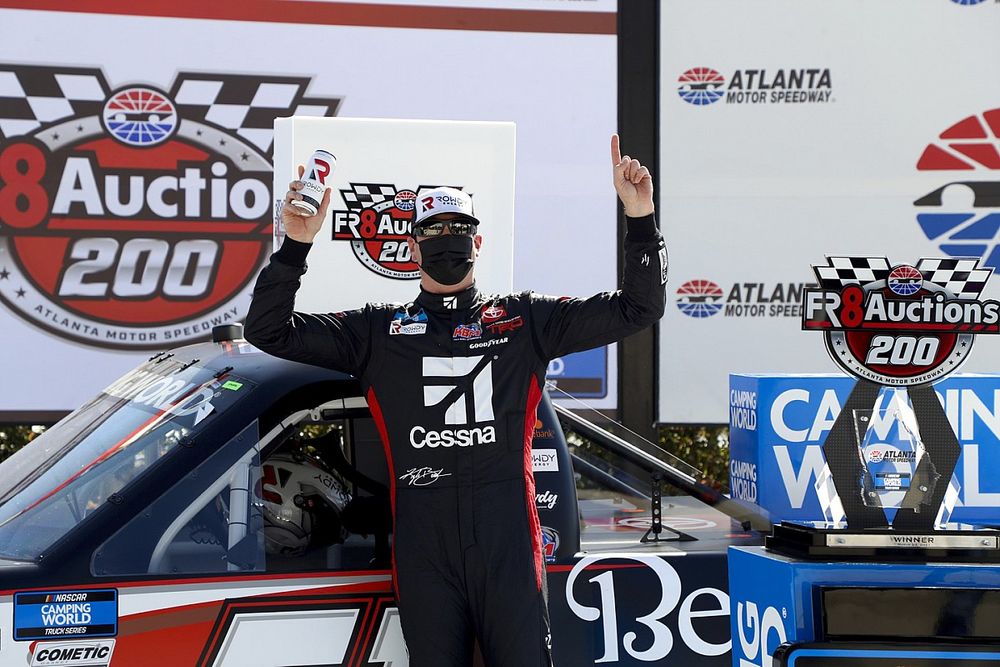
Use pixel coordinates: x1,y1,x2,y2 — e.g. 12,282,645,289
244,135,666,666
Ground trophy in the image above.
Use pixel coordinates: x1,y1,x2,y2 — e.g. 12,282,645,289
854,401,939,519
767,256,1000,561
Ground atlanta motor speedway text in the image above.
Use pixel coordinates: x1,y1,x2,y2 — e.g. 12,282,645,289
726,89,832,104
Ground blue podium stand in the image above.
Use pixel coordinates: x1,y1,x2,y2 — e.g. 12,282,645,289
728,546,1000,666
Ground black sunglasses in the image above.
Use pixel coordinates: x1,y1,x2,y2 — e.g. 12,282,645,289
412,219,478,237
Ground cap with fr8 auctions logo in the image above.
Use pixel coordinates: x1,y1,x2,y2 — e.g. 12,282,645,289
414,187,480,226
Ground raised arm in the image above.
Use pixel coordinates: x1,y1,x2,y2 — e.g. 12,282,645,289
530,135,666,360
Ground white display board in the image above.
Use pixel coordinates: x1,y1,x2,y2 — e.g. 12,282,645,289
658,0,1000,423
273,117,514,311
0,2,618,417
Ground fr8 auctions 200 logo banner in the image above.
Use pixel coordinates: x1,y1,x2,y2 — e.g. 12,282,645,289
0,64,340,349
802,256,1000,386
328,183,465,280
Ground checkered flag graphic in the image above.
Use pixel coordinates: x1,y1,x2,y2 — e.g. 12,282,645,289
813,256,892,289
339,184,399,211
0,66,340,156
170,73,341,157
916,257,992,300
0,65,109,139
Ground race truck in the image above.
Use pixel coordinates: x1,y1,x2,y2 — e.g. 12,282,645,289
0,325,766,667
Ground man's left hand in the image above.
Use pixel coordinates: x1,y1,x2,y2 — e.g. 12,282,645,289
611,134,654,218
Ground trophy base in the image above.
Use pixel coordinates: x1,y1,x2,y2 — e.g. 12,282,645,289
766,520,1000,562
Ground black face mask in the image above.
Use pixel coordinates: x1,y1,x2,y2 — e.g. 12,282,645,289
417,234,475,285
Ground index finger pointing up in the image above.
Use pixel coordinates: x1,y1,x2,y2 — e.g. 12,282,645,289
611,133,622,166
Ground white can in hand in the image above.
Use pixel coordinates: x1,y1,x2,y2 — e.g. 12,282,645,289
291,149,336,216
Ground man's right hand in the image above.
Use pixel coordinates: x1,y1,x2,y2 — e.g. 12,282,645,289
283,164,331,243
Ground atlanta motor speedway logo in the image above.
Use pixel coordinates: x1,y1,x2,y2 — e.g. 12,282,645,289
0,64,340,349
677,66,833,106
330,183,464,280
675,278,812,319
802,256,999,386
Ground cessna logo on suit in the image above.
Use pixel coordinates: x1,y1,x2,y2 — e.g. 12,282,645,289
409,355,497,448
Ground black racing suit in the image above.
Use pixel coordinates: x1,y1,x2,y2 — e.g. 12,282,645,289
244,215,666,666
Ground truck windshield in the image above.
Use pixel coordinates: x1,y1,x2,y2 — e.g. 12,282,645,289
0,354,252,561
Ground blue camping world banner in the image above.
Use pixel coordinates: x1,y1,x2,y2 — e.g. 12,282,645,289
730,374,1000,525
13,589,118,640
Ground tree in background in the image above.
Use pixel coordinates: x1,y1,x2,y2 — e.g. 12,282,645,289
659,425,730,492
0,425,41,464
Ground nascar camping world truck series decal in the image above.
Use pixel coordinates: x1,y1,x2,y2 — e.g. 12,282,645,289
14,589,118,641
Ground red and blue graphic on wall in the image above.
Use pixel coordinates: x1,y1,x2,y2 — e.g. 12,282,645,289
915,108,1000,272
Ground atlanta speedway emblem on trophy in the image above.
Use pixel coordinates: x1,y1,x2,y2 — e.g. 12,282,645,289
802,257,1000,386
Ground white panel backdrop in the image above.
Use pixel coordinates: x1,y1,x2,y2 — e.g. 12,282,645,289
273,117,516,310
0,3,619,414
658,0,1000,423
